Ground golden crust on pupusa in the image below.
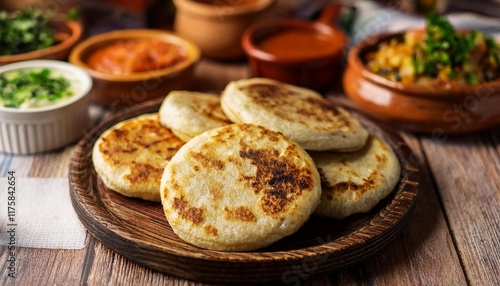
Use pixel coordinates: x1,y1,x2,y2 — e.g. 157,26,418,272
160,123,321,251
92,113,185,202
310,135,400,220
159,91,231,141
220,78,369,152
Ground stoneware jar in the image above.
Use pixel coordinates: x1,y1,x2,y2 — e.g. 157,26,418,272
173,0,275,60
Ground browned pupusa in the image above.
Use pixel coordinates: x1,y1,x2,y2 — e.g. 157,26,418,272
92,113,185,202
160,123,321,251
221,78,369,151
310,135,401,219
159,91,231,141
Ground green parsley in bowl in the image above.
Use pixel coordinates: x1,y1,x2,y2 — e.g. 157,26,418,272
0,60,92,154
0,9,82,65
0,67,77,109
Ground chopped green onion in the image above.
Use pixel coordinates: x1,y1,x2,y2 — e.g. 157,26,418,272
0,68,74,108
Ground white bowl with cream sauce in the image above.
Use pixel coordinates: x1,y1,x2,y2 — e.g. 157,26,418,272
0,60,92,154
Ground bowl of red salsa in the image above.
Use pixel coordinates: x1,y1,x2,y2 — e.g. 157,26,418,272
241,4,347,92
69,29,200,109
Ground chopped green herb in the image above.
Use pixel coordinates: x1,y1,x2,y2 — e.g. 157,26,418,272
0,68,74,108
0,9,56,56
416,13,500,82
66,7,81,21
464,72,478,84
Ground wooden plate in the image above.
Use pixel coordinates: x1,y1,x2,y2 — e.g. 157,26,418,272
69,97,419,284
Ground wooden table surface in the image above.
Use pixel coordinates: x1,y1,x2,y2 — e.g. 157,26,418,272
1,58,499,286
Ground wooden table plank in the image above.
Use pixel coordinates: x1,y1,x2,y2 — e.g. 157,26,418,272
420,127,500,286
28,146,76,178
191,59,249,93
320,132,467,286
0,245,88,285
83,238,183,285
1,146,86,285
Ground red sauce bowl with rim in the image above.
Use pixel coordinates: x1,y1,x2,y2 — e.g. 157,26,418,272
69,29,200,109
241,4,347,92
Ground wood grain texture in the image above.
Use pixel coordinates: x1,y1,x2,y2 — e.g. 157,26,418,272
420,127,500,286
191,59,249,94
307,107,468,286
83,238,195,286
0,245,88,285
28,146,76,178
359,132,467,285
68,97,419,284
327,98,498,284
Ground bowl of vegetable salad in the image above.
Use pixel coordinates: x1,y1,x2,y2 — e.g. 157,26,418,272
0,60,92,154
0,9,82,65
343,13,500,134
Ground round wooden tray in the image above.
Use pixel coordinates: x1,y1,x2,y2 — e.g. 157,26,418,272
69,97,419,284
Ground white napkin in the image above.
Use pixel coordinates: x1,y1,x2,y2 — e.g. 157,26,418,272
0,177,87,249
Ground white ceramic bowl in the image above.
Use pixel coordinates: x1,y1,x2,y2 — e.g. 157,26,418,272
0,60,92,154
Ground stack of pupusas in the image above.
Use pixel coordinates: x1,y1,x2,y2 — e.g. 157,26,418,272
92,78,400,251
220,78,400,221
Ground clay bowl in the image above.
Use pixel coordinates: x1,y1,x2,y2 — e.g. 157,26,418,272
69,29,200,109
173,0,275,60
343,31,500,134
0,20,82,65
241,4,347,92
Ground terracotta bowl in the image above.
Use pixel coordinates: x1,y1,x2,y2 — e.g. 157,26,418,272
173,0,275,60
343,32,500,134
69,29,200,109
241,4,347,92
0,21,82,65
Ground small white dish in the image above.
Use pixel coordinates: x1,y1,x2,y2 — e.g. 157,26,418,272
0,60,92,154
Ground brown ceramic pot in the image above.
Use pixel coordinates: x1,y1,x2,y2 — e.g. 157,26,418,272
241,4,347,92
69,29,200,109
0,21,82,65
173,0,275,60
343,32,500,134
